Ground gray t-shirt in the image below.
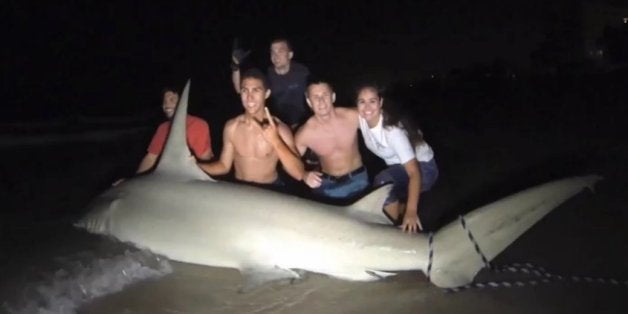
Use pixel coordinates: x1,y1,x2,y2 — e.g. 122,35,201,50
267,62,309,125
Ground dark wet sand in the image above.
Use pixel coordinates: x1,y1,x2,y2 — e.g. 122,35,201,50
2,123,627,314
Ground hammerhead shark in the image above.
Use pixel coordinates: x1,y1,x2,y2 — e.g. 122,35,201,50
76,80,600,290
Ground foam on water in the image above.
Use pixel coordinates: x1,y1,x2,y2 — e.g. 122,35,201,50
3,249,172,314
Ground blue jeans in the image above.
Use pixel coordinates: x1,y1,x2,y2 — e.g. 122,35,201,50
373,158,439,206
314,167,369,200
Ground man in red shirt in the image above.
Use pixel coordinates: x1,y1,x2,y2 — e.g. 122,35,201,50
136,88,214,173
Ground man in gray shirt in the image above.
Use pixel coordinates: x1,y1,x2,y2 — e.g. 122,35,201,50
231,38,310,129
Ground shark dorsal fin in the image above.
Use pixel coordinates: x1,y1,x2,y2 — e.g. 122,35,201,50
154,79,214,181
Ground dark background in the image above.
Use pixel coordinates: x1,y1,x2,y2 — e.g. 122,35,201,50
6,0,627,121
2,0,627,223
1,3,628,311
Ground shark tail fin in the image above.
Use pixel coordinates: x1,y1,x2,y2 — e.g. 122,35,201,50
154,79,213,181
429,175,603,288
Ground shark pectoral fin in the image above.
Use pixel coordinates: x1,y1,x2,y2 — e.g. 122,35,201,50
325,269,394,282
345,184,393,224
238,265,302,293
366,270,397,280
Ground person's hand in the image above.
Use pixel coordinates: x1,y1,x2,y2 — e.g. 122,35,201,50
399,210,423,233
260,107,282,146
231,38,251,71
303,171,323,188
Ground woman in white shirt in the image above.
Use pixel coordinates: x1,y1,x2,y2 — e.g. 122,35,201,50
356,84,438,233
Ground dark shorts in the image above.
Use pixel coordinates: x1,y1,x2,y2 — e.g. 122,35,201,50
313,166,369,200
373,158,439,206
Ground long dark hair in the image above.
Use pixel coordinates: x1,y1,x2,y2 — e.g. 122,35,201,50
355,83,424,146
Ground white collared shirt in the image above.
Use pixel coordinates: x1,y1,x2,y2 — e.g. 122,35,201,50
359,115,434,165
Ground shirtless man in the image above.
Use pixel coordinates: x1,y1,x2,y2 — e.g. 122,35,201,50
198,69,303,188
295,80,368,199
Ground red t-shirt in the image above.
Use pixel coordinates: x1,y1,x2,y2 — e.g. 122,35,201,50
147,115,212,158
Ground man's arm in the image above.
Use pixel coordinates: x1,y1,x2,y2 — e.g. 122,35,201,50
345,107,361,129
190,118,214,161
294,126,308,156
262,108,304,181
294,123,322,188
198,122,236,176
230,40,249,94
198,148,214,161
137,123,169,174
136,153,158,174
231,69,241,94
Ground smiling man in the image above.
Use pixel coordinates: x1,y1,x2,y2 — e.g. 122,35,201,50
295,80,367,200
136,88,213,174
199,69,304,189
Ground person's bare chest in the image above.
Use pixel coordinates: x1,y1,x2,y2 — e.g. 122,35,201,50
232,125,274,159
309,122,356,156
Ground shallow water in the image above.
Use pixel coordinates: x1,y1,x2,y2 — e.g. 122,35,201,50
0,223,171,314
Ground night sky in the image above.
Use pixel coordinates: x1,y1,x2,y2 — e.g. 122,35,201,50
4,0,619,122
